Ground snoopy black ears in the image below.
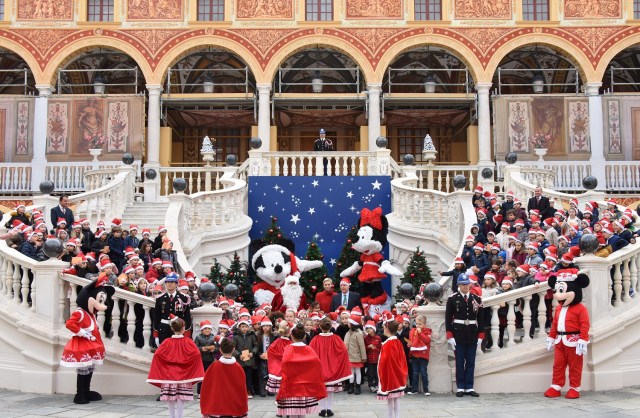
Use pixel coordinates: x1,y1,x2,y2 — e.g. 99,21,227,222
576,273,590,288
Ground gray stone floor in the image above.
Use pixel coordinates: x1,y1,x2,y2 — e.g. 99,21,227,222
1,386,640,417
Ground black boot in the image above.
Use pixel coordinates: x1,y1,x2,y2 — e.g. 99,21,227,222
73,374,89,404
86,373,102,401
347,382,354,394
354,384,361,395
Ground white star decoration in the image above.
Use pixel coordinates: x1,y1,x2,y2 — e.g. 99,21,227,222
347,191,354,198
371,180,382,190
330,258,336,265
312,180,319,187
274,184,280,191
290,214,301,225
308,207,316,215
257,205,265,212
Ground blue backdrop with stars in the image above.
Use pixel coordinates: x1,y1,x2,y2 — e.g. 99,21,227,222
248,176,392,276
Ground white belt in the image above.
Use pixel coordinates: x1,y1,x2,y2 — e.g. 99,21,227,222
363,262,378,266
453,319,477,325
160,319,172,324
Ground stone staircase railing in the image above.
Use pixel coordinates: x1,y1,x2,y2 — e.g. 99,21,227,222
158,166,231,196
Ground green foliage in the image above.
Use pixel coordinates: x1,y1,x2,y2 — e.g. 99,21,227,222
299,239,329,300
263,216,286,244
208,252,255,309
395,246,433,302
333,224,362,292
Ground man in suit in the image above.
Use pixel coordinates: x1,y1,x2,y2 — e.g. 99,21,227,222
527,186,552,220
50,195,75,232
330,277,363,312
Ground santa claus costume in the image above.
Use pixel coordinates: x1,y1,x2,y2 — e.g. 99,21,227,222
309,319,351,416
377,315,408,418
266,326,293,394
276,327,327,417
200,350,248,418
271,274,308,313
147,316,204,418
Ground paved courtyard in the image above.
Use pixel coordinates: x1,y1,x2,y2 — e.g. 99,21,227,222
1,386,640,418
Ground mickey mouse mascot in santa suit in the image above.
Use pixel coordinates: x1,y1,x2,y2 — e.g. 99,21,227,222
544,268,590,399
340,207,402,315
60,274,115,404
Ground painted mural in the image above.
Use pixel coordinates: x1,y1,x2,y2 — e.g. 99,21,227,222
236,0,294,19
127,0,183,20
455,0,511,19
564,0,621,19
531,98,566,155
17,0,73,20
608,100,622,155
508,101,530,153
46,102,69,154
16,102,29,156
567,101,590,153
346,0,403,19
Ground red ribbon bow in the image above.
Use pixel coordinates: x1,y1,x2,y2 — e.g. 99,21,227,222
360,207,383,230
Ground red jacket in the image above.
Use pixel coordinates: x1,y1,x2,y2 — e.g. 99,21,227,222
408,327,432,360
364,334,381,364
314,290,336,314
549,303,590,347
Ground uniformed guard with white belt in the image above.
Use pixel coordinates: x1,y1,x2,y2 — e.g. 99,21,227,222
445,274,484,397
152,273,193,346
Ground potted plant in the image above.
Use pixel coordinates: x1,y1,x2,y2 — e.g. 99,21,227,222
530,131,552,163
86,133,106,162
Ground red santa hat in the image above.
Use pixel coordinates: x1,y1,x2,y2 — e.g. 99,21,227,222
513,198,522,205
260,316,273,327
128,224,138,232
99,259,114,270
506,190,515,199
57,217,67,226
11,219,24,229
468,275,479,284
151,258,162,266
483,191,492,198
309,312,322,321
465,235,476,243
199,320,213,330
158,226,167,233
380,310,394,324
474,186,483,193
516,264,531,275
535,229,546,236
123,266,135,275
95,230,107,239
238,307,251,318
351,306,363,316
556,268,579,282
111,218,122,227
260,302,272,311
490,200,500,209
529,215,541,224
15,203,26,210
250,315,262,326
569,198,579,207
340,277,351,286
473,243,485,251
218,319,234,329
606,198,617,206
72,221,82,229
585,201,598,210
124,246,136,257
66,238,78,247
484,272,496,281
142,228,151,236
364,320,376,331
514,219,525,227
161,261,174,269
487,231,496,237
501,222,511,230
185,271,196,281
85,252,96,261
539,261,552,271
348,314,361,326
454,257,465,265
561,253,574,263
543,218,555,228
602,224,614,235
285,275,300,285
502,278,514,287
218,297,230,307
526,242,539,251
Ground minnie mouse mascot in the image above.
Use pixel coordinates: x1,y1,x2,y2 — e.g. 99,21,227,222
60,273,115,404
340,207,402,315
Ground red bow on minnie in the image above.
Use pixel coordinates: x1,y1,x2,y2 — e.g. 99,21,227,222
360,207,383,230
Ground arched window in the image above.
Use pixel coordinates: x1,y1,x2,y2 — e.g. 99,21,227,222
522,0,549,21
88,0,114,22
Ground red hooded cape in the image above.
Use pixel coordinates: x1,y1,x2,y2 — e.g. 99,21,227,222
309,333,352,385
378,336,408,394
147,336,204,387
267,337,292,378
200,357,248,417
276,343,327,400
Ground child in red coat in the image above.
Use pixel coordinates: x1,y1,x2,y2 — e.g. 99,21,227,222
200,338,249,418
147,317,204,418
377,316,408,418
364,320,381,392
406,314,432,396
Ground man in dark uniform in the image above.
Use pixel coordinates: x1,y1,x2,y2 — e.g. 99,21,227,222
445,274,484,397
313,128,334,175
153,273,192,346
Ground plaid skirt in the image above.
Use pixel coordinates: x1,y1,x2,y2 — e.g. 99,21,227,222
376,387,405,401
326,382,343,393
266,376,281,394
160,383,193,401
276,396,320,416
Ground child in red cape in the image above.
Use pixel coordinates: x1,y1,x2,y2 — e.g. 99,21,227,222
309,318,352,417
266,321,292,395
147,316,204,418
200,338,249,418
276,323,327,417
377,318,408,418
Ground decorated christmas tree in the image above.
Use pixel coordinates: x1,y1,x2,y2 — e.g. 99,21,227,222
333,225,362,292
211,252,255,309
395,246,433,302
299,239,330,300
263,216,286,244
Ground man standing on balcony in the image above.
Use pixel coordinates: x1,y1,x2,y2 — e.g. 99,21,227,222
527,187,552,220
314,128,334,176
51,195,75,232
445,274,484,398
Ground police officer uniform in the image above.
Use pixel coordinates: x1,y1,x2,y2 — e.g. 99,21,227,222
445,274,484,397
314,128,334,175
152,274,192,345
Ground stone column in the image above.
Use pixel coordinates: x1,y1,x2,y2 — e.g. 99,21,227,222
476,83,493,169
257,84,271,151
367,83,382,150
586,82,606,190
144,84,162,202
30,85,53,192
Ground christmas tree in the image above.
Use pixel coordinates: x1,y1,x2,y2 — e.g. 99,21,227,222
395,246,433,302
208,259,225,285
333,224,362,292
299,239,329,300
211,252,255,309
263,216,286,244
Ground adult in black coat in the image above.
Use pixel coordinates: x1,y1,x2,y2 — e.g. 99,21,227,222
50,195,74,232
330,278,363,312
527,187,552,220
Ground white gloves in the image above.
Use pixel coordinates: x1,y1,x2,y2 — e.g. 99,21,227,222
77,329,96,341
155,337,160,347
576,339,588,356
546,337,555,351
448,338,456,349
477,338,483,349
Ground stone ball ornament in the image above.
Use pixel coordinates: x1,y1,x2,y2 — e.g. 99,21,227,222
198,281,219,304
376,136,388,149
249,137,262,149
453,175,467,190
226,154,238,166
172,177,187,193
403,154,415,165
39,180,54,195
223,283,239,300
481,167,493,179
145,169,157,180
582,175,598,190
398,282,415,299
423,282,444,303
505,152,518,165
579,233,600,254
121,153,134,165
42,238,64,259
